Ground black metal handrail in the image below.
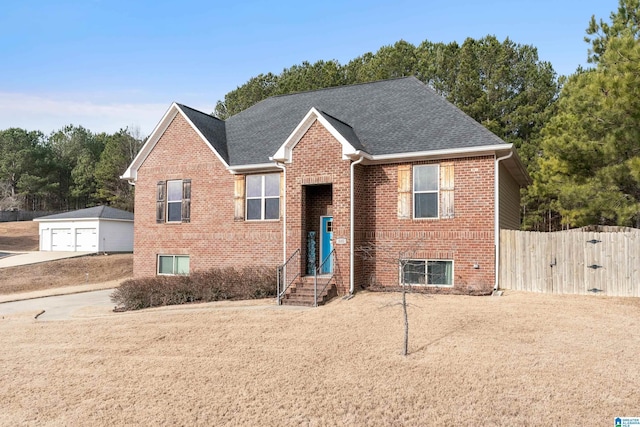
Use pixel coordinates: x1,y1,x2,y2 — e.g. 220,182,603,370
314,248,335,307
276,248,300,305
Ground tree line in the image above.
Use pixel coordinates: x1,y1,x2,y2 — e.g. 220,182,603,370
215,0,640,231
0,125,142,213
3,1,637,228
529,0,640,229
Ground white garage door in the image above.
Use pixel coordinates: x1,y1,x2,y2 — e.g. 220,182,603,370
75,228,97,251
51,228,73,251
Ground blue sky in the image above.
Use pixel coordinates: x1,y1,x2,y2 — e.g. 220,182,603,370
0,0,616,137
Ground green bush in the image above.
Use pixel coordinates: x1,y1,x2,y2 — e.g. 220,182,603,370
111,266,276,311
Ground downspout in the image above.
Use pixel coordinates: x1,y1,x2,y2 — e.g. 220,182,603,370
350,155,365,295
273,161,287,264
494,150,513,291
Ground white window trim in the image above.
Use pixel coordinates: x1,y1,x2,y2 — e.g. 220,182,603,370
413,164,440,220
245,173,280,221
157,254,190,275
166,179,183,223
400,259,454,287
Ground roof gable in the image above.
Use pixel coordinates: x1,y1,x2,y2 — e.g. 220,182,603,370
122,103,228,180
272,107,363,163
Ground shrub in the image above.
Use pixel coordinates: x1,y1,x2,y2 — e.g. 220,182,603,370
111,266,276,311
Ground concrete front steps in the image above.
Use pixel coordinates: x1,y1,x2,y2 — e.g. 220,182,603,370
281,276,337,307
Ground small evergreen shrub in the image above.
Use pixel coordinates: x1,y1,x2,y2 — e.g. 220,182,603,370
111,266,276,311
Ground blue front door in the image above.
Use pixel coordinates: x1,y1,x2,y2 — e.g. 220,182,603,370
320,216,333,274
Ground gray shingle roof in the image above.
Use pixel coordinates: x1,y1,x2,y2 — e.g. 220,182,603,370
177,104,228,162
185,77,507,166
317,110,365,151
37,206,134,221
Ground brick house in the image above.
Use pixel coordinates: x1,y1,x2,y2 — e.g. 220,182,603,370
122,77,529,304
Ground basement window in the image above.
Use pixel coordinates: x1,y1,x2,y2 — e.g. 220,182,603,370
158,255,190,275
401,259,453,286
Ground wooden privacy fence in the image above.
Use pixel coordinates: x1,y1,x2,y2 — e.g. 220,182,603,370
500,229,640,297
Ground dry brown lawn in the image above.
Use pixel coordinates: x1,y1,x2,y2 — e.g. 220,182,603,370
0,221,39,251
0,254,133,295
1,290,638,425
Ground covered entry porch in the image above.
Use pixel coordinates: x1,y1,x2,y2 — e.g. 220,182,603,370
277,183,338,306
301,184,334,276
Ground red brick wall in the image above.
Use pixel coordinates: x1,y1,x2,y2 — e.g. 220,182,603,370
357,157,496,292
285,121,352,294
133,113,282,278
134,113,498,293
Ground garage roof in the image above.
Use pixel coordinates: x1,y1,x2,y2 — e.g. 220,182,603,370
34,206,134,222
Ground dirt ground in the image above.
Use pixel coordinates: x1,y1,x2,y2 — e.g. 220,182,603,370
0,221,39,251
0,253,133,295
0,290,638,425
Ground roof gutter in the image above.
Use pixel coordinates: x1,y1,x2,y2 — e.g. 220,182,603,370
119,170,136,182
366,144,511,163
350,155,365,295
494,150,514,291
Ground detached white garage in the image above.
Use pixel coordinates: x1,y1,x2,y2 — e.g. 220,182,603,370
34,206,134,252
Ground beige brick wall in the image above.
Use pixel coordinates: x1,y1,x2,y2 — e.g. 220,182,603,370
133,113,282,277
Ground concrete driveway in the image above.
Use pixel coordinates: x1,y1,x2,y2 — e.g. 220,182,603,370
0,251,93,268
0,289,115,321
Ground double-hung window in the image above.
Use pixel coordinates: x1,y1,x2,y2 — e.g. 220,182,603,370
402,260,453,286
246,174,280,220
158,255,190,275
413,165,439,219
398,163,453,219
156,179,191,223
167,180,183,222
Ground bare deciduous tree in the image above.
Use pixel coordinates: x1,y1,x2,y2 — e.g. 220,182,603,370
358,243,431,356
